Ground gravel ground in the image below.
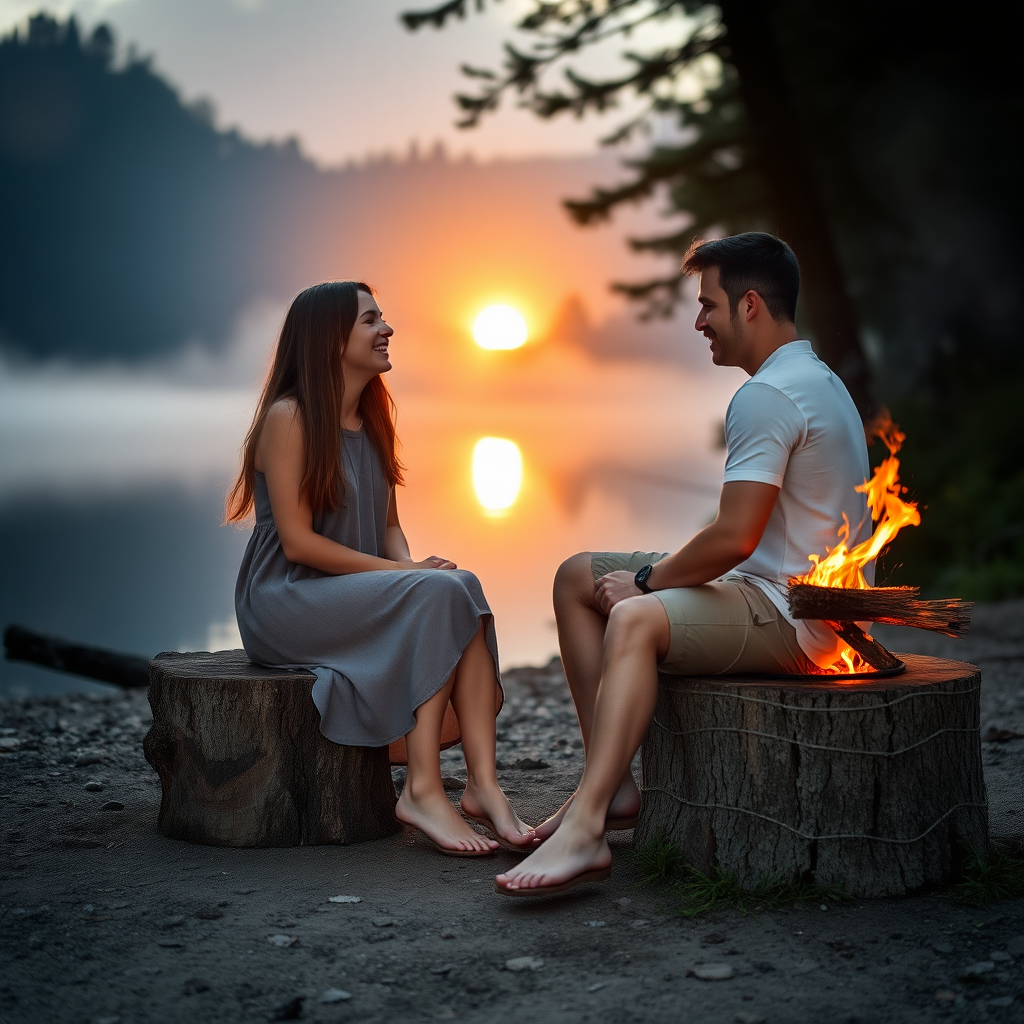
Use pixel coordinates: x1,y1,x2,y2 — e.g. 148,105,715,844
1,602,1022,1024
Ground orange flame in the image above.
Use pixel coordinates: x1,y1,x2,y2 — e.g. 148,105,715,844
793,414,920,674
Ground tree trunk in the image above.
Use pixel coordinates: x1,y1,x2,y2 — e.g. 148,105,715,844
717,0,876,418
637,653,989,897
143,651,398,848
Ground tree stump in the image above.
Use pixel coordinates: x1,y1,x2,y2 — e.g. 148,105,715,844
637,653,989,897
143,651,399,847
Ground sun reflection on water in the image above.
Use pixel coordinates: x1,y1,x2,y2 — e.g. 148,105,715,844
472,437,523,515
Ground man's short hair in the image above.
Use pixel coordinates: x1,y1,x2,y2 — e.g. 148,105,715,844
681,232,800,323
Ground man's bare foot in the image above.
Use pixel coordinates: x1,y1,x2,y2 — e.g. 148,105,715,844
460,780,537,849
494,811,611,892
396,786,498,856
534,775,641,841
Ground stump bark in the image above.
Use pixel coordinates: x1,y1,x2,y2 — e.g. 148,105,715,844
143,651,398,847
637,653,989,897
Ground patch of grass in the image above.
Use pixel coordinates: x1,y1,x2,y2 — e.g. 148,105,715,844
947,848,1024,906
632,835,849,918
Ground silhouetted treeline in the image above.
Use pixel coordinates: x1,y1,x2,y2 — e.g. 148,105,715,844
0,14,318,359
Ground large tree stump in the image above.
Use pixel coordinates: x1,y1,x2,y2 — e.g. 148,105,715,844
637,653,989,897
143,651,398,847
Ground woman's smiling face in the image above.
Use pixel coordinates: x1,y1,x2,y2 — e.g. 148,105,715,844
342,289,394,381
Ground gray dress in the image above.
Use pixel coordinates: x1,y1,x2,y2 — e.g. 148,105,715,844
235,427,500,748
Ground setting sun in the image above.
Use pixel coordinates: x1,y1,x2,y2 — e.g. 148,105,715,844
472,437,523,514
472,304,528,350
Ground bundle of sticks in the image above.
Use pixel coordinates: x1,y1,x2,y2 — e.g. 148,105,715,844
786,584,973,672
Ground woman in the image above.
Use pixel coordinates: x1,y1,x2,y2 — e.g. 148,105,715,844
227,281,533,855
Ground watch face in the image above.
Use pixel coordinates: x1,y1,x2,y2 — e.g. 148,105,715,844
635,565,653,589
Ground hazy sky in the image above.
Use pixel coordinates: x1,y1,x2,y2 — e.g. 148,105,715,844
0,0,678,165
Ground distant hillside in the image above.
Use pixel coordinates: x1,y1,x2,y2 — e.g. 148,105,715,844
0,13,687,365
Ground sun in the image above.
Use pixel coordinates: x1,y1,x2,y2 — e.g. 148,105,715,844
472,304,528,350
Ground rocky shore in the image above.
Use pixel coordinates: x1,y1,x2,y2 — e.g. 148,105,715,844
1,603,1022,1024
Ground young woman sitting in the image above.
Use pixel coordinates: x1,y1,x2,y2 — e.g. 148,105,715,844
227,281,534,855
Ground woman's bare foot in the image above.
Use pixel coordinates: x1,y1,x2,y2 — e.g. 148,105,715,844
534,774,641,841
396,785,498,856
495,810,611,892
460,780,537,849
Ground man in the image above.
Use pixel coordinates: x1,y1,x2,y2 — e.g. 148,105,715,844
495,231,873,896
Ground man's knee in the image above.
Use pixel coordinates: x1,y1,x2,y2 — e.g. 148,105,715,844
553,551,594,605
605,597,668,657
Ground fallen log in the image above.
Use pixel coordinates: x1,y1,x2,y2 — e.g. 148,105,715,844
788,584,972,638
3,623,150,688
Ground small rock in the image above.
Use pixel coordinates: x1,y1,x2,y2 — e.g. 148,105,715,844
83,781,104,792
988,996,1014,1008
990,950,1012,962
440,930,456,939
371,916,394,928
586,920,606,928
271,996,304,1020
982,726,1023,742
430,964,454,975
99,801,124,812
614,898,632,909
327,895,361,904
703,933,727,945
441,776,465,791
194,907,223,921
960,961,995,980
932,943,954,955
791,960,819,975
76,752,104,767
267,934,298,948
183,978,210,994
631,920,649,928
318,989,351,1003
752,962,775,974
587,982,605,993
505,956,544,972
162,915,186,929
235,888,256,895
934,990,957,1003
93,1017,121,1024
735,1013,766,1024
689,963,735,981
510,758,550,770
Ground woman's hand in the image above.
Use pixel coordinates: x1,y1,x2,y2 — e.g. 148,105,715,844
396,555,458,571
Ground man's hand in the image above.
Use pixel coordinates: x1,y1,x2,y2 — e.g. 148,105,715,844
594,571,642,614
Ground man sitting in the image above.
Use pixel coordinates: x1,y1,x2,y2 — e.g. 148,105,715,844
495,231,873,896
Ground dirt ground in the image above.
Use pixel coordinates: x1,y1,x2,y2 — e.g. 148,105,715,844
2,602,1022,1024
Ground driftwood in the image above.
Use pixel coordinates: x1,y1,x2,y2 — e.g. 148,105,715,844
143,651,398,847
637,653,989,898
3,624,149,688
788,583,973,638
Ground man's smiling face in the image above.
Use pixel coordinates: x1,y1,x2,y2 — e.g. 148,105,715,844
694,265,745,367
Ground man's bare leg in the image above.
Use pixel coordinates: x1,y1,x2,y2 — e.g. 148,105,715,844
496,595,670,890
535,552,642,840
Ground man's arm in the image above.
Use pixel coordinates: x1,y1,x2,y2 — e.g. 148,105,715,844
594,481,780,612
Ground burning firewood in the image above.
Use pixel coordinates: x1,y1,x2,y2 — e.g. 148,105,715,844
788,584,973,638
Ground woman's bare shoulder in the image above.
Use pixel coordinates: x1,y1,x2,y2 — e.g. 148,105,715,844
255,399,303,472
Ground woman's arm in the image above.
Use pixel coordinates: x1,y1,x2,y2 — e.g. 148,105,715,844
256,401,448,574
383,487,456,569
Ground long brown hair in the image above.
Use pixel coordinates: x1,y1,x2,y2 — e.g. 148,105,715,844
226,281,404,523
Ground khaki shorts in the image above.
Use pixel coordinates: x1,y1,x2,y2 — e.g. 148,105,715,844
591,550,817,676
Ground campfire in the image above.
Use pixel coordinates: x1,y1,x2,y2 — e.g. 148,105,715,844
787,415,972,677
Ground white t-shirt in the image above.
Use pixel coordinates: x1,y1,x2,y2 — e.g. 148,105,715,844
722,340,873,668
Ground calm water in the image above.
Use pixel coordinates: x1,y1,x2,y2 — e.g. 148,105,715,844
0,323,742,697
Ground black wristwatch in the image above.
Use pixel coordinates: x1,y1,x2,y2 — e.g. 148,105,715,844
634,564,655,594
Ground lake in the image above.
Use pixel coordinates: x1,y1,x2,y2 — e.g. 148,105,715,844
0,313,743,697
